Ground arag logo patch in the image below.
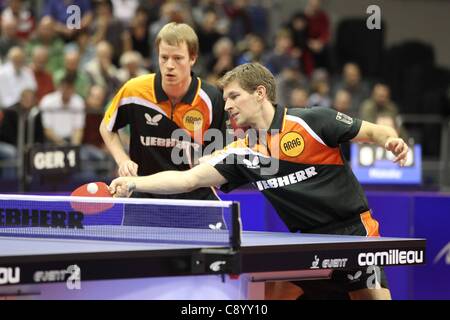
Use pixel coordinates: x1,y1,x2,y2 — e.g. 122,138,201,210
280,132,305,157
183,110,204,131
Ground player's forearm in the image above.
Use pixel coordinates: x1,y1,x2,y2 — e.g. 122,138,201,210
353,121,399,147
131,171,197,194
370,125,399,147
100,121,130,165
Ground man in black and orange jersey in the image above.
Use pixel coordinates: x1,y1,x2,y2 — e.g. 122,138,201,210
109,63,409,300
100,22,226,202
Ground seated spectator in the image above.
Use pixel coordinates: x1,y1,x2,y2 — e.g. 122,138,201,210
83,85,107,148
276,67,308,107
53,50,91,98
207,37,236,78
117,51,148,83
223,0,252,42
289,87,309,108
111,0,139,26
0,16,21,62
80,85,111,179
308,70,332,108
332,63,370,117
90,0,127,66
0,89,43,179
333,89,352,114
42,0,93,41
64,29,96,70
30,46,55,103
287,12,308,58
196,9,222,59
122,6,151,69
85,41,121,99
148,1,193,69
375,112,411,145
1,0,35,41
359,83,399,123
302,0,331,75
25,16,65,74
263,28,300,76
237,33,266,65
39,74,85,146
0,46,37,108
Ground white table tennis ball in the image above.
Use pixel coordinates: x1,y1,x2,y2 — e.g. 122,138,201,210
87,183,98,194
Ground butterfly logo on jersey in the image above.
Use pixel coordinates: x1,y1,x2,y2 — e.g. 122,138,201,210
243,157,260,169
145,113,163,126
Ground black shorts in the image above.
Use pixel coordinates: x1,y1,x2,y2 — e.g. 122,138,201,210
292,213,389,300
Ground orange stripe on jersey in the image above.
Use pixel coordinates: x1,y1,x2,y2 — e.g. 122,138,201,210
103,74,172,128
360,211,380,237
269,118,343,165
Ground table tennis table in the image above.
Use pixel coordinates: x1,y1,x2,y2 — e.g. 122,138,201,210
0,227,425,299
0,194,426,299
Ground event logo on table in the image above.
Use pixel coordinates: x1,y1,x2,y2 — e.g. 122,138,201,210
0,267,20,285
209,261,227,272
33,264,81,290
310,255,348,269
358,250,424,266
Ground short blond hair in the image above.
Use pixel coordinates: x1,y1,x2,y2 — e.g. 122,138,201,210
218,63,276,104
155,22,199,59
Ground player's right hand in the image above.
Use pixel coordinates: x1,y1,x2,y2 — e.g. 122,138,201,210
109,178,136,198
118,160,138,176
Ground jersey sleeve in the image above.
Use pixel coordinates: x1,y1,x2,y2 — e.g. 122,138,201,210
206,143,250,193
102,83,130,132
297,107,362,148
203,83,227,150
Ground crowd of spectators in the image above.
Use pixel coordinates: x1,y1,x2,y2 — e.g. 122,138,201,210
0,0,446,182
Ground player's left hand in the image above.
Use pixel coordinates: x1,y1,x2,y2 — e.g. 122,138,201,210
109,178,136,198
385,137,408,166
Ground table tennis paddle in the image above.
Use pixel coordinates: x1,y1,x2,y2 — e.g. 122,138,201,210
70,182,114,214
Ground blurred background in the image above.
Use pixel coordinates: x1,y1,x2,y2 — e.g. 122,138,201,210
0,0,448,191
0,0,448,299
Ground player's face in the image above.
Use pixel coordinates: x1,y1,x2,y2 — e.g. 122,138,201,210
158,41,195,87
223,81,259,127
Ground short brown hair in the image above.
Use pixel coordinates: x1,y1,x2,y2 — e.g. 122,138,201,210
218,63,276,103
155,22,199,59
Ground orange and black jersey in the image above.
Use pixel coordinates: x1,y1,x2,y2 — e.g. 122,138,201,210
103,72,226,200
208,106,369,232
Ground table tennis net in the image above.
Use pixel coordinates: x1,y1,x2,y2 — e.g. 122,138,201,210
0,195,240,246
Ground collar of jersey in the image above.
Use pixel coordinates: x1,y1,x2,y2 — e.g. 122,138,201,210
267,105,287,132
154,71,199,105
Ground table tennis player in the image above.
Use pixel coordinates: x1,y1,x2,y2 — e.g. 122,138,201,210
110,63,409,300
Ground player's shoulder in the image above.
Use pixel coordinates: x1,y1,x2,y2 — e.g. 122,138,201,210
124,73,154,89
286,106,336,119
285,107,340,132
198,77,222,99
118,74,156,101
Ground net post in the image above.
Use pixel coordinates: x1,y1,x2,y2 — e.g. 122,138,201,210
230,201,241,251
